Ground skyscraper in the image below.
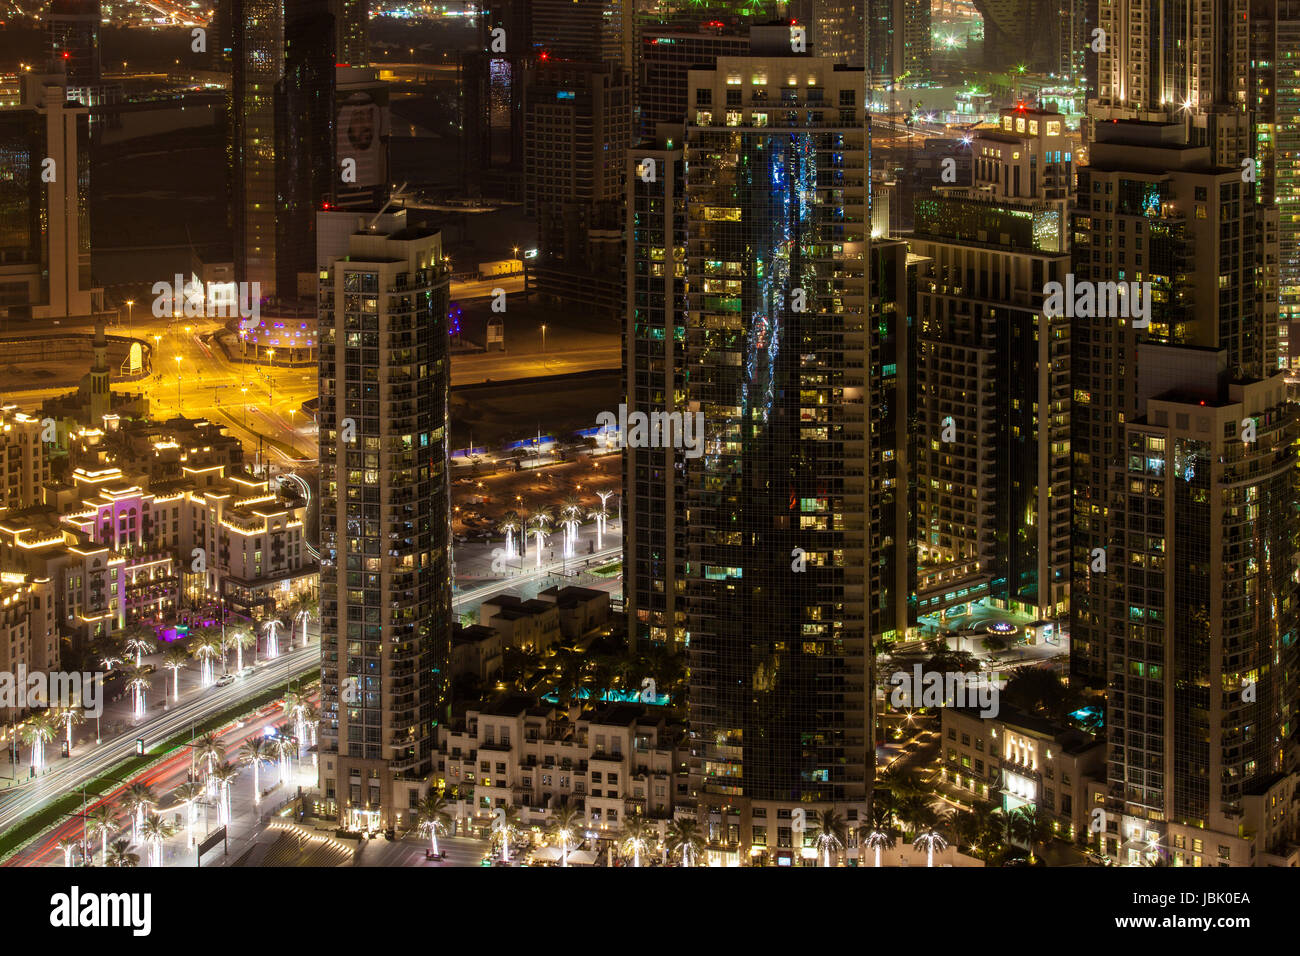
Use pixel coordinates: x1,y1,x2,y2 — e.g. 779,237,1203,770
45,0,101,85
333,0,369,66
317,213,453,830
231,0,283,295
1070,119,1300,864
276,0,336,302
910,106,1074,627
624,50,916,858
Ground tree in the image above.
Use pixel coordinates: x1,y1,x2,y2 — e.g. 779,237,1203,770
859,819,897,868
895,794,933,836
548,803,584,867
57,837,81,867
105,838,140,868
491,805,523,863
285,591,318,649
85,804,118,863
970,801,1007,862
21,712,55,772
122,783,157,842
666,818,705,868
1010,805,1055,864
209,761,238,826
161,646,188,701
138,815,175,867
527,510,551,569
54,706,82,752
263,617,285,659
811,808,847,867
271,729,297,785
416,791,452,856
1002,668,1081,721
225,627,256,672
282,690,313,751
499,511,522,560
239,738,272,806
193,732,226,791
913,825,949,867
189,631,222,686
123,664,151,720
119,623,156,667
621,815,652,868
170,781,204,848
549,645,590,712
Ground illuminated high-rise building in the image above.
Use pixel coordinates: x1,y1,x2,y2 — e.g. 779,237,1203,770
317,213,453,830
231,0,283,295
45,0,101,85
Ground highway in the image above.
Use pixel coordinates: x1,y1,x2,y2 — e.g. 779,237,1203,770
0,643,318,838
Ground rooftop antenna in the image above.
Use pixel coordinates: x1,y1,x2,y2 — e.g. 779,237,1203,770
366,181,410,231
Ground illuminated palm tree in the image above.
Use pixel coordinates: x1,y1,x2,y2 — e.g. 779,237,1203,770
811,808,847,867
122,783,157,843
621,814,652,868
284,591,318,649
225,627,256,671
193,732,225,793
282,690,312,752
161,646,187,701
263,617,284,660
548,802,584,867
1010,805,1055,864
913,824,949,867
21,712,55,772
239,738,272,805
527,509,551,569
120,623,156,667
861,820,897,868
105,838,140,868
271,728,297,784
54,706,82,753
416,791,452,855
491,805,523,863
123,664,151,720
170,781,204,847
558,496,583,558
85,804,117,863
666,818,705,868
589,504,610,549
499,511,522,560
595,488,615,542
57,837,80,867
189,632,222,686
209,761,238,825
139,814,174,867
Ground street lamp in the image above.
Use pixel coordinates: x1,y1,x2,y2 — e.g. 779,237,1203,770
174,355,182,413
124,299,134,329
540,324,547,368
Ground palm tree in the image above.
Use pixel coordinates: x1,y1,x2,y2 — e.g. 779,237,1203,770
57,837,81,867
193,732,225,791
122,783,157,842
860,819,897,868
283,591,318,649
595,488,615,539
189,631,222,686
282,690,312,752
105,838,140,868
589,504,611,549
170,781,204,847
138,815,174,867
161,646,187,701
123,664,151,720
20,712,55,772
913,825,949,867
1010,805,1055,864
969,800,1006,861
550,644,590,712
527,509,551,569
499,511,522,560
85,804,118,863
416,791,452,856
263,617,285,660
271,728,297,785
896,794,933,836
666,818,705,868
491,805,523,863
119,623,156,667
872,786,902,830
621,815,652,868
548,803,584,867
239,738,272,805
558,495,583,558
54,706,82,752
225,627,256,672
210,761,238,825
811,808,847,867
